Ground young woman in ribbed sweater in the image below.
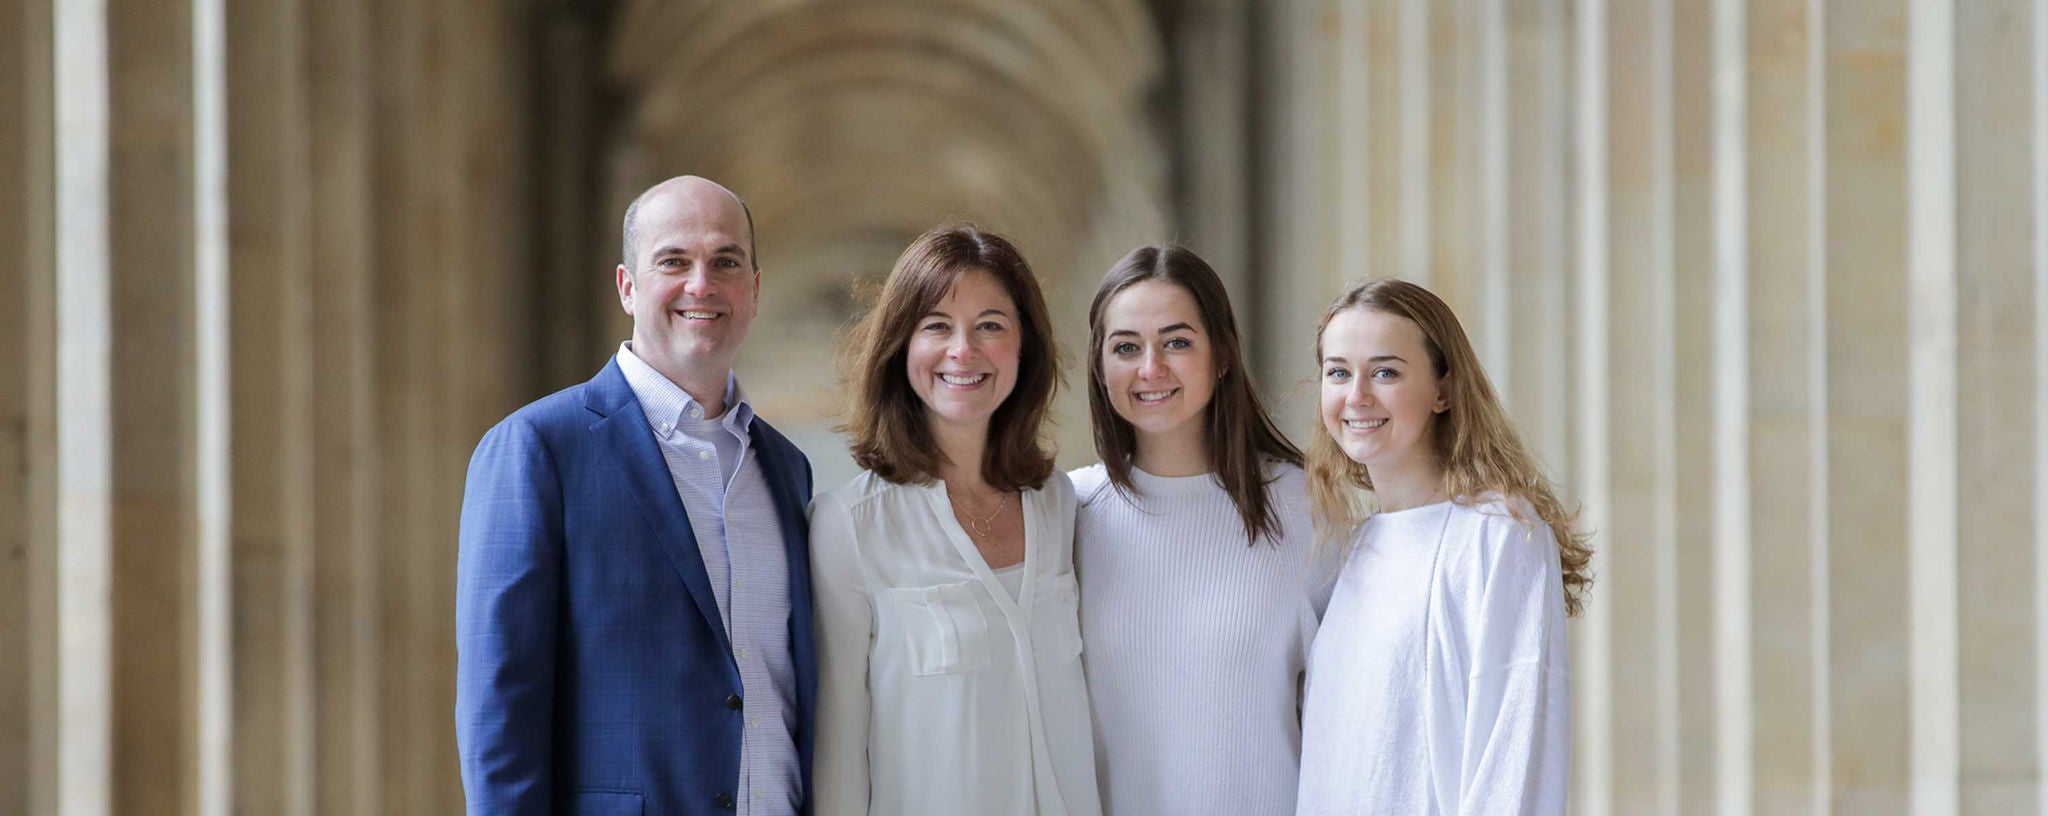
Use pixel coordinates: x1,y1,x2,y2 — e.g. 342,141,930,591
1294,278,1592,816
1070,245,1335,816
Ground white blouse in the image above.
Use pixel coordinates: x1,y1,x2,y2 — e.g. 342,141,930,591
810,470,1102,816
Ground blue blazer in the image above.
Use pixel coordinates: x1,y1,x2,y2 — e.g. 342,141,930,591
456,359,818,815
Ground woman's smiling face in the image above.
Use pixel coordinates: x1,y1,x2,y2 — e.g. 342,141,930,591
1318,306,1448,476
905,268,1022,434
1098,280,1217,447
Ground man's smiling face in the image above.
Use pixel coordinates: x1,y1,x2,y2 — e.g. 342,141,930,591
616,177,760,386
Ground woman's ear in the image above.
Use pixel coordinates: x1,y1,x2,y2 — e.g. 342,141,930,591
1434,373,1452,414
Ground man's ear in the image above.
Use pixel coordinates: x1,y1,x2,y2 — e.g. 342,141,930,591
616,264,636,316
752,269,762,305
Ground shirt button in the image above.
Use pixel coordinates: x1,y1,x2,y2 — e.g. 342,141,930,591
714,792,734,809
658,422,672,433
737,647,748,659
699,449,713,461
689,406,704,419
725,694,743,710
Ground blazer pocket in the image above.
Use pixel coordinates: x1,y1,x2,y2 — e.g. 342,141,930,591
1033,570,1085,661
885,580,992,676
564,789,643,816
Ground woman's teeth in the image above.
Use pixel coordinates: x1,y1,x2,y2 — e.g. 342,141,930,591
1134,389,1177,403
940,373,988,386
1345,418,1389,430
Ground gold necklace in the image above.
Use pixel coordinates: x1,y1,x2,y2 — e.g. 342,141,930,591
951,490,1010,540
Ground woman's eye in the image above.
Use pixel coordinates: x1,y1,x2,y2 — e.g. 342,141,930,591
922,322,949,333
978,321,1006,333
1325,367,1351,381
1372,368,1399,381
1112,342,1139,355
1165,337,1191,350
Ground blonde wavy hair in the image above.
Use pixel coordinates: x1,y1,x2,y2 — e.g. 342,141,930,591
1306,278,1593,616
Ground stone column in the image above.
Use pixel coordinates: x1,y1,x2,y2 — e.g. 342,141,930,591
3,0,58,813
1670,0,1720,810
1740,0,1829,812
225,0,317,809
1954,1,2038,813
1570,0,1616,807
1601,1,1681,812
1163,0,1255,304
1822,3,1912,812
1504,0,1571,466
306,0,383,810
1428,0,1481,317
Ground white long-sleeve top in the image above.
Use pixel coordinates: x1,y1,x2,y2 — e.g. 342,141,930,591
1070,463,1333,816
1296,496,1571,816
809,470,1101,816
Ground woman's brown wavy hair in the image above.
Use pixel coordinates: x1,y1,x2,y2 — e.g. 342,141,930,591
1085,245,1302,544
839,224,1061,491
1306,278,1594,615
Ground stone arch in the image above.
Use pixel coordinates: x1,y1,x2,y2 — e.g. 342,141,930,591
604,0,1172,482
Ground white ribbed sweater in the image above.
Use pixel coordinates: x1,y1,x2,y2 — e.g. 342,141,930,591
1071,462,1335,816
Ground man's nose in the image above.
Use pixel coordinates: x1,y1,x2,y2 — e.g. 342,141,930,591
681,266,714,297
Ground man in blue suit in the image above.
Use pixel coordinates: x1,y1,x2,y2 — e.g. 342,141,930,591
457,176,817,815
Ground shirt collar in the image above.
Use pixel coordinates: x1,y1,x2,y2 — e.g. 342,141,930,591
616,342,754,437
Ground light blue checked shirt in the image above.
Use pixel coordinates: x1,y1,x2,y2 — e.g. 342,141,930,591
618,343,801,815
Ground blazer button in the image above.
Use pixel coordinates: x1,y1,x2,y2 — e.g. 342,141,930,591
725,694,743,710
714,792,735,809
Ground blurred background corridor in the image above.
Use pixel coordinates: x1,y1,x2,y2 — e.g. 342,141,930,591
2,0,2042,813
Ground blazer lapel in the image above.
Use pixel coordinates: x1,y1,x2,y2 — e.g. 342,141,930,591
587,363,733,660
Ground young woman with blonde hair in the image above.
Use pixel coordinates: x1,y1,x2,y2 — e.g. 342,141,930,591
810,225,1099,815
1294,278,1592,815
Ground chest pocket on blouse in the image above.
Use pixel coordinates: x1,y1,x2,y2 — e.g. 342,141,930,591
885,580,991,676
1033,570,1085,661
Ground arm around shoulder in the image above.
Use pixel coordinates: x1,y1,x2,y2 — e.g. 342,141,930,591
454,416,565,816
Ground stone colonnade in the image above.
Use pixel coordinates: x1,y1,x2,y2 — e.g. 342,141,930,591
1228,1,2043,813
7,0,2048,814
2,0,552,813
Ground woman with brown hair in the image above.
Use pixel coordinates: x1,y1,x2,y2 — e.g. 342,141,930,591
809,225,1099,815
1295,278,1590,815
1070,245,1331,816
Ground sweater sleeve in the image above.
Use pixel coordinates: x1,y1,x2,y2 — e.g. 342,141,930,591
1456,512,1571,816
809,490,874,816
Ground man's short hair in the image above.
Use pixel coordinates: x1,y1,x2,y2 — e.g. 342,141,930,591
620,183,759,273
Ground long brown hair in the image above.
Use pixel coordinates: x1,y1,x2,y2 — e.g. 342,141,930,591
839,224,1061,491
1086,245,1303,544
1306,278,1594,615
